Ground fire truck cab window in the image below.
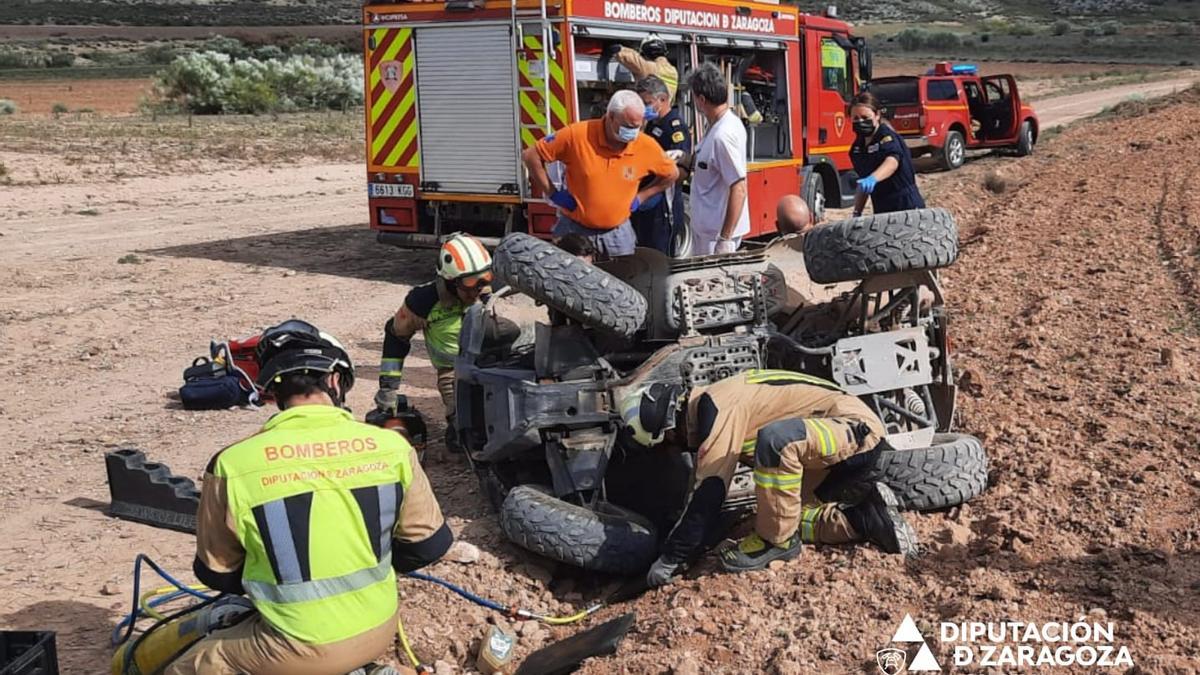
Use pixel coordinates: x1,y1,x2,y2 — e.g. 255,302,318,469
697,48,791,161
927,79,958,101
819,38,851,101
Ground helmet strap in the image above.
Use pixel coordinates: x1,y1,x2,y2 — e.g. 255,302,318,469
319,373,347,410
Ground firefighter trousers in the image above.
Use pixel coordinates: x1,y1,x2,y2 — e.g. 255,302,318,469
165,612,405,675
752,416,880,546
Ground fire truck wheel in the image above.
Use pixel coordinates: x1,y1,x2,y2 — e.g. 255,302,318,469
875,434,989,512
802,208,959,284
493,233,647,337
1015,121,1035,157
939,130,966,171
499,485,658,575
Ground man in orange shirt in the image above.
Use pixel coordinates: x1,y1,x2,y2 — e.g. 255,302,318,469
522,89,678,257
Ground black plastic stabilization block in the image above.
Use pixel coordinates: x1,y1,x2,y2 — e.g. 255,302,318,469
105,448,200,534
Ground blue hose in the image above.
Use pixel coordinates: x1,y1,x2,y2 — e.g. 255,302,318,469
112,555,214,647
404,571,508,613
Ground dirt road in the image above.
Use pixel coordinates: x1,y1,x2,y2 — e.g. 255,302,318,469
2,84,1198,672
1033,77,1199,127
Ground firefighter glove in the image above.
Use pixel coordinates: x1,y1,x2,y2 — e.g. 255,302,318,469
603,43,623,58
714,238,738,254
646,556,681,588
856,175,877,195
550,189,578,212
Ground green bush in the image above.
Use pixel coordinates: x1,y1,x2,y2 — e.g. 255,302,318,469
1052,20,1071,36
896,28,928,51
926,31,961,50
287,38,341,58
0,49,49,68
0,99,18,115
153,51,362,115
1009,21,1037,37
204,36,250,60
48,51,74,68
1083,26,1100,37
51,102,68,116
254,45,287,61
142,44,182,65
1101,21,1121,36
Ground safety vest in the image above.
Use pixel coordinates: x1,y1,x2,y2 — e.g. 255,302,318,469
424,297,467,370
214,405,416,644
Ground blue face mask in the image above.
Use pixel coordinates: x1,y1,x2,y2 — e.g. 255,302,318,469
644,105,659,122
617,125,640,143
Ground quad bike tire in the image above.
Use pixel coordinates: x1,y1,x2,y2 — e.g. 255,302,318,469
802,208,959,284
876,433,988,512
499,485,658,575
493,233,647,337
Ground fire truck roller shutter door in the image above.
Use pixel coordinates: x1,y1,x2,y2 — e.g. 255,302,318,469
414,25,520,194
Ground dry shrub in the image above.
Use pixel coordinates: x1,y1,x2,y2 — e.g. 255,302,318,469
984,170,1009,194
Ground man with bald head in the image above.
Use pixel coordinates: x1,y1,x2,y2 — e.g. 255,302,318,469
522,89,679,257
776,195,815,236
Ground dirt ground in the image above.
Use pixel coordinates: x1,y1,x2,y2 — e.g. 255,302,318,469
0,77,153,115
2,83,1200,674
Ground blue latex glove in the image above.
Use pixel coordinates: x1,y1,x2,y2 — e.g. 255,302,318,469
630,195,642,213
637,193,663,211
857,175,878,195
550,189,578,211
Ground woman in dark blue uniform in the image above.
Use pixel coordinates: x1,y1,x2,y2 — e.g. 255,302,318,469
849,91,926,217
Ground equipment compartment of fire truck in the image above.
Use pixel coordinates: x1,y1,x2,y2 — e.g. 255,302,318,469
363,0,872,250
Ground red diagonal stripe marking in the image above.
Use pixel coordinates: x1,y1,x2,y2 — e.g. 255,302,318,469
397,141,419,168
373,105,417,165
369,30,400,70
371,69,414,138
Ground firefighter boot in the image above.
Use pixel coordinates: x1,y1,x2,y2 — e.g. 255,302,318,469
719,531,801,573
842,482,919,558
444,415,463,454
366,379,406,428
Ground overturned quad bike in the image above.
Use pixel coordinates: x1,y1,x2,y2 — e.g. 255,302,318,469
454,208,988,575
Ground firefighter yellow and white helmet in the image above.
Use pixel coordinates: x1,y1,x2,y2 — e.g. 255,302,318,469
437,233,492,284
619,381,685,449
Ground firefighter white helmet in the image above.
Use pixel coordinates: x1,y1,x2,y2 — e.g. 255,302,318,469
437,233,493,284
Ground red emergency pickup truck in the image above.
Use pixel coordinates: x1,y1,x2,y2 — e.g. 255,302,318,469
868,62,1038,171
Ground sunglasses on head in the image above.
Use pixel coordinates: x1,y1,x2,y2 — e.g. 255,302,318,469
458,270,493,289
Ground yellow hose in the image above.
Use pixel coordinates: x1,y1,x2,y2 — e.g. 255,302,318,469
518,604,604,625
396,614,422,670
139,585,209,621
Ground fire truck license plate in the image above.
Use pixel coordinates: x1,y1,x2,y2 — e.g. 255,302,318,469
369,183,415,199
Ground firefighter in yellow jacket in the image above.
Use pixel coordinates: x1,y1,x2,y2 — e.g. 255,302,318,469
620,369,918,587
606,35,679,104
369,233,495,452
169,320,452,674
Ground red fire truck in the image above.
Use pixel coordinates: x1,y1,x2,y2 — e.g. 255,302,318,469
362,0,871,249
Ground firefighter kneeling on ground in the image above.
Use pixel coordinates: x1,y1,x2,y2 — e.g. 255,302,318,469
620,369,919,587
369,233,511,454
172,319,452,675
